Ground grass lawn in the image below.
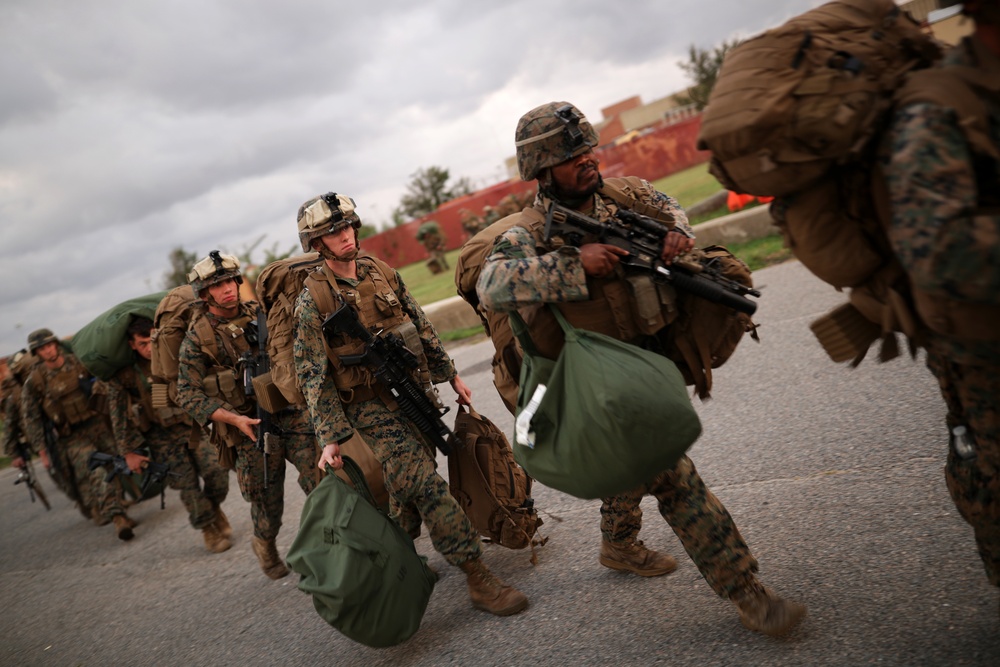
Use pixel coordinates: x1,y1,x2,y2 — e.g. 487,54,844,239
651,162,725,211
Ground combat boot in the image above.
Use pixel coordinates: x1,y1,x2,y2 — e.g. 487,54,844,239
212,505,232,539
202,523,232,554
732,582,807,637
113,514,135,541
251,536,289,580
458,558,528,616
599,539,677,577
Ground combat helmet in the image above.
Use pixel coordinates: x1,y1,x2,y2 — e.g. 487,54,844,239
515,102,599,181
297,192,362,253
188,250,243,295
27,328,58,355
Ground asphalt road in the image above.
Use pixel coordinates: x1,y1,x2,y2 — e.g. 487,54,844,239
2,259,998,667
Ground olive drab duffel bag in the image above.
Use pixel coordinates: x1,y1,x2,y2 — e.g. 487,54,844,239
71,291,167,380
286,457,437,648
509,308,702,500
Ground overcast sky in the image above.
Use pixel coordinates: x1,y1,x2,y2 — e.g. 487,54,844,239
0,0,826,354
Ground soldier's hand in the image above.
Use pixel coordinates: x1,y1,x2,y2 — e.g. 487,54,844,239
39,449,51,470
11,456,25,469
661,230,696,265
235,415,262,441
319,443,343,471
124,451,150,474
580,243,629,277
450,375,472,406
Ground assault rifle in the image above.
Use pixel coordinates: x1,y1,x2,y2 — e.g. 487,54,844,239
240,310,273,490
321,300,452,456
13,442,51,510
87,451,176,509
544,203,761,315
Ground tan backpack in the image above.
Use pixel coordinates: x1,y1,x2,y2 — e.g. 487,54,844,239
697,0,939,198
253,252,324,409
447,406,542,554
149,285,206,410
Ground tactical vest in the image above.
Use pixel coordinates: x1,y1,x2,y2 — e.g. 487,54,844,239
304,258,418,405
516,191,680,361
117,363,190,432
187,305,255,414
30,354,98,431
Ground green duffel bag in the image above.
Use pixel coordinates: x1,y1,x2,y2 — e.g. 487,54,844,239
71,291,168,380
510,307,702,500
286,457,438,648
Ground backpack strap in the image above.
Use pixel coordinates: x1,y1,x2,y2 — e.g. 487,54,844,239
600,177,677,224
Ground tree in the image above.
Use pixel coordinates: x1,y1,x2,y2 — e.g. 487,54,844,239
162,246,198,289
392,166,473,223
676,39,741,110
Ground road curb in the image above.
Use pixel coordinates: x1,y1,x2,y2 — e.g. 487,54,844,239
423,205,779,333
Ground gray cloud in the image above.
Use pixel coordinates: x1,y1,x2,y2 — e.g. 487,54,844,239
0,0,825,352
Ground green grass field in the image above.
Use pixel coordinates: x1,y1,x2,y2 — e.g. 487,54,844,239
651,162,725,210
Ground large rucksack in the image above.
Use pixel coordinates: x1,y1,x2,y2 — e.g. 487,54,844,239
149,285,204,410
447,405,542,553
697,0,942,363
72,292,167,380
253,252,323,409
286,456,437,648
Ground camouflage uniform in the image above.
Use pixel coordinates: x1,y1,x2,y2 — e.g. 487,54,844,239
477,183,768,599
21,353,125,522
417,223,449,270
882,34,1000,587
293,264,481,567
1,375,30,459
105,359,229,529
175,304,321,542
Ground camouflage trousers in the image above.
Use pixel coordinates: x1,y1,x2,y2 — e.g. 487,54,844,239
140,423,228,530
927,349,1000,587
186,432,230,510
355,409,481,567
601,455,759,599
233,409,321,542
55,418,126,523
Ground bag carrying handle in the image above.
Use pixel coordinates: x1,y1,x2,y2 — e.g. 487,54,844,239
507,306,574,357
327,455,379,509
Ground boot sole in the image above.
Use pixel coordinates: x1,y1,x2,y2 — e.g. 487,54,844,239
599,556,677,577
740,604,807,637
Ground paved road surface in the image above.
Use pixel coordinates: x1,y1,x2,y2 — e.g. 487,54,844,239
2,259,998,666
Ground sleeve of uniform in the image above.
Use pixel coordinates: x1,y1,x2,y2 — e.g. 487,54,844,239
175,332,224,427
106,375,144,454
395,271,456,384
20,375,45,452
293,287,354,446
884,103,1000,304
635,178,694,236
1,394,18,457
476,225,589,312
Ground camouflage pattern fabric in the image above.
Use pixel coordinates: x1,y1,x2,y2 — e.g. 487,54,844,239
1,378,28,458
478,182,763,599
187,434,230,509
882,35,1000,588
176,308,318,541
21,359,125,520
294,280,481,566
106,363,227,529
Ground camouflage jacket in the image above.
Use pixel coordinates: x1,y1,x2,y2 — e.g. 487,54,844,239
175,303,257,427
1,378,26,457
477,178,690,312
105,360,151,455
294,262,456,447
882,35,1000,364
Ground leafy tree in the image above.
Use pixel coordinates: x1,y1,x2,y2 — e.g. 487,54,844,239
393,166,473,223
236,235,296,288
162,246,198,289
676,39,741,110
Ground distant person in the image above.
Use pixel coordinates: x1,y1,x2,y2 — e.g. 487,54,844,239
416,220,449,273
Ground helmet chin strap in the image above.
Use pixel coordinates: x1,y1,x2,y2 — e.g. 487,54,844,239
538,170,603,210
203,292,241,312
313,229,361,262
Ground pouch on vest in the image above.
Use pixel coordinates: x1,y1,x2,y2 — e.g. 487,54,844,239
509,308,701,500
286,457,437,648
448,405,542,552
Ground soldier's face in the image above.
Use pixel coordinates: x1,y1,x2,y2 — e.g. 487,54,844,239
35,341,60,363
319,226,356,257
549,148,601,201
207,278,240,308
129,334,153,361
